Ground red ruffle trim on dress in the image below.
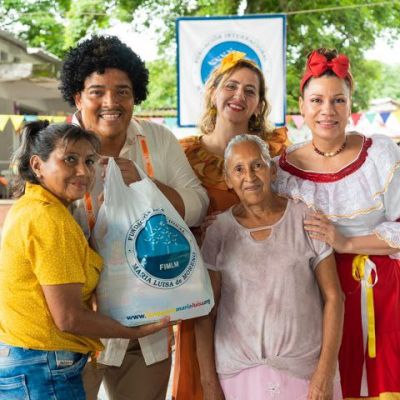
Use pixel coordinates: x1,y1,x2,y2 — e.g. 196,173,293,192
279,136,372,183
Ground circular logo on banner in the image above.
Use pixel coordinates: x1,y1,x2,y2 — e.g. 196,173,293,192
125,210,197,289
200,40,262,83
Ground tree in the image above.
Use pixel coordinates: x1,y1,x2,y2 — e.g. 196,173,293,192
0,0,110,57
63,0,111,50
371,63,400,101
0,0,69,57
139,59,177,110
1,1,400,111
116,0,400,111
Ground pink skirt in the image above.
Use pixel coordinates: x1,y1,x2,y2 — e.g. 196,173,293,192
219,364,342,400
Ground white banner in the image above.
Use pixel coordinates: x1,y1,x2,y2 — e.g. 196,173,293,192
176,15,286,127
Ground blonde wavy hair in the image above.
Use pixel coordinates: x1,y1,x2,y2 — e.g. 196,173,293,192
199,59,274,139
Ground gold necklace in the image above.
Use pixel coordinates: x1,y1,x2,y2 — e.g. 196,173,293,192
312,138,347,157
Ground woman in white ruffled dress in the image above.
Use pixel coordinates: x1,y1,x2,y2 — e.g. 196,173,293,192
274,48,400,399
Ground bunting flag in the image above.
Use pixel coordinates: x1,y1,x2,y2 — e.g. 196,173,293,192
379,111,391,125
394,110,400,123
164,117,178,128
0,115,9,132
365,112,376,124
291,115,304,130
0,114,71,133
10,115,25,131
53,116,67,123
285,115,293,126
0,114,178,133
38,115,54,122
24,115,38,122
351,113,362,126
0,111,399,136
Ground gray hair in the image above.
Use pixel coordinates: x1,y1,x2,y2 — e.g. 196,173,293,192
224,134,272,171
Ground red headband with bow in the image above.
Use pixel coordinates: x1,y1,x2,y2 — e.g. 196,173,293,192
300,51,352,92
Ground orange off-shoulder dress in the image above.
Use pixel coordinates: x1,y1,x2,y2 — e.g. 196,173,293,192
172,127,289,400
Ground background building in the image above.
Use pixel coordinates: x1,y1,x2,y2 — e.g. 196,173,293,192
0,29,73,176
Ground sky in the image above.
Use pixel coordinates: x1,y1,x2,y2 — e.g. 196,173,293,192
365,37,400,64
106,24,159,61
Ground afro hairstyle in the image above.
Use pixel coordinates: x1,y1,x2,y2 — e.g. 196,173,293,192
59,35,149,107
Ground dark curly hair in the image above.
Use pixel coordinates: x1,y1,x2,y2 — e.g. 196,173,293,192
59,35,149,107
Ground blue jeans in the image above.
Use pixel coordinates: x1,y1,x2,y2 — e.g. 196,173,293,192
0,343,88,400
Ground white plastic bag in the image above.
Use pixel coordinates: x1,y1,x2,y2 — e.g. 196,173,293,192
93,158,214,326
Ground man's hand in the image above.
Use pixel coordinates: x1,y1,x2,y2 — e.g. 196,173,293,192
100,157,141,185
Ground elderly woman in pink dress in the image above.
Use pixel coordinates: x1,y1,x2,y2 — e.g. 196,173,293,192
195,134,344,400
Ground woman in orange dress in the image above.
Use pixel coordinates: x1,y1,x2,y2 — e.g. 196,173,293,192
172,51,289,399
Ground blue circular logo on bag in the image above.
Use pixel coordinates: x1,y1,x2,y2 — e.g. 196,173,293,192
201,41,262,83
125,210,196,289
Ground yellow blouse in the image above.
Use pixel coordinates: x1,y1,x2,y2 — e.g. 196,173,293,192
0,183,103,354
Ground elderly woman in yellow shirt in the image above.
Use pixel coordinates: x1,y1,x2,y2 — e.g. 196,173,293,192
0,121,169,400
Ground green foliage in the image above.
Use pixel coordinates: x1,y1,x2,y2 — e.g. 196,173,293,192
0,0,111,57
276,0,400,111
120,0,400,112
0,0,69,57
63,0,111,50
139,59,177,110
370,63,400,101
1,0,400,111
352,59,381,111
